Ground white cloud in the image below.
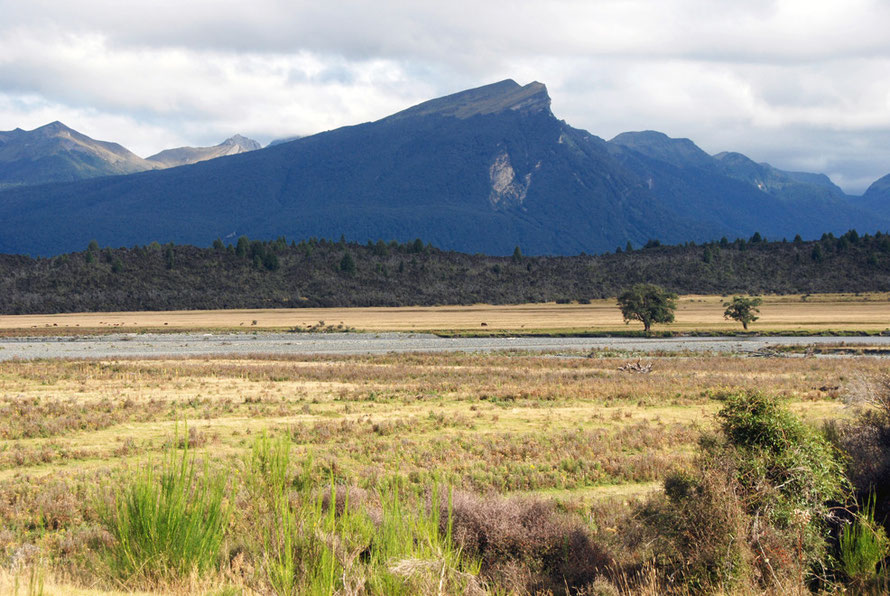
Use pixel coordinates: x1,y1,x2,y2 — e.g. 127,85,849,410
0,0,888,192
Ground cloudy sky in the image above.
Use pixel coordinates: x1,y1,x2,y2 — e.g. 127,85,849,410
1,0,889,193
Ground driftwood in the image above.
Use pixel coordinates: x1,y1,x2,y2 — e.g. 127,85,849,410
748,347,788,358
618,359,653,373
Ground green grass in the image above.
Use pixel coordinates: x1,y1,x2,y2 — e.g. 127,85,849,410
97,435,230,583
840,493,890,585
245,434,482,595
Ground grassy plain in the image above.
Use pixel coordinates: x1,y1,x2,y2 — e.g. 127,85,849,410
0,347,883,593
1,292,890,336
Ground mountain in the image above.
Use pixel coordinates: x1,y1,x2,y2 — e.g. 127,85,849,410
0,121,156,189
0,80,888,257
713,151,845,197
146,134,261,168
267,136,302,147
0,80,695,256
606,131,877,241
611,131,714,169
858,173,890,217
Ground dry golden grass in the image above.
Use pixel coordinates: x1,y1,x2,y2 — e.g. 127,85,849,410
0,350,879,594
2,292,890,334
0,352,873,488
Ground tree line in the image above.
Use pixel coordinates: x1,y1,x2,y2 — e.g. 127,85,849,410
1,230,889,314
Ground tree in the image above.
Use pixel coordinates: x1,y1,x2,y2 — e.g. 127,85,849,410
811,244,824,262
723,295,762,330
235,236,250,258
339,252,356,275
263,252,280,271
617,283,677,334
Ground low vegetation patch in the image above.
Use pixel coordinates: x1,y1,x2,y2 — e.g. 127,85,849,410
0,352,888,593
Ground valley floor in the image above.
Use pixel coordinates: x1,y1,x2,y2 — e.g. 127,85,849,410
1,293,889,336
0,345,883,593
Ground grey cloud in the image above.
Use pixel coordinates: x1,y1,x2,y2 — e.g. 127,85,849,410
6,1,890,64
0,1,889,193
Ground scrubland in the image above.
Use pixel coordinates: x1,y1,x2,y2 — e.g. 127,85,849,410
0,350,888,594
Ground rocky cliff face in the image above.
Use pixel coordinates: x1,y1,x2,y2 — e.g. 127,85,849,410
488,149,538,210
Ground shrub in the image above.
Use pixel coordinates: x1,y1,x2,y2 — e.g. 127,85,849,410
840,373,890,529
642,391,848,592
445,491,612,593
716,392,847,582
97,441,230,583
641,464,753,592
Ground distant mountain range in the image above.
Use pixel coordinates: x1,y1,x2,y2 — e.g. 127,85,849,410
0,79,888,256
0,123,261,188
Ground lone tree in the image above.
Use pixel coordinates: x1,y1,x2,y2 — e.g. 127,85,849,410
723,295,762,330
617,283,677,334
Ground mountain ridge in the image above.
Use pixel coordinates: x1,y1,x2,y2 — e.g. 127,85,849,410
0,121,158,188
146,134,261,168
0,80,888,256
383,79,551,121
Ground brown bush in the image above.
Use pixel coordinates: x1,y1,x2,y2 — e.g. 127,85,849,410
840,373,890,530
444,491,613,593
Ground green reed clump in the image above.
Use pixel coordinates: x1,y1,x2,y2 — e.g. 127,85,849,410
839,493,889,587
245,434,483,595
97,438,230,583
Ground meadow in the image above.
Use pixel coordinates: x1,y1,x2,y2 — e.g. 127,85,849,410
0,344,887,594
1,293,890,336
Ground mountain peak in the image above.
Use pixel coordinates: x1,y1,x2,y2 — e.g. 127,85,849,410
220,134,261,151
864,173,890,199
34,121,76,135
385,79,551,122
0,121,154,187
146,134,261,168
610,130,714,168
